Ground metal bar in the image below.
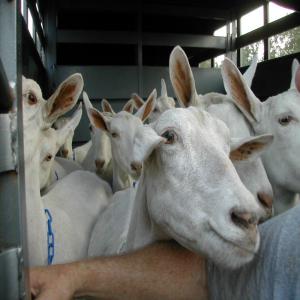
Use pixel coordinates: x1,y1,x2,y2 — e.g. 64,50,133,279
57,30,138,44
0,59,14,113
27,0,46,48
225,21,232,61
22,0,28,24
263,2,269,61
235,12,300,49
22,17,46,74
57,30,227,50
0,115,15,173
137,3,143,95
230,20,238,64
237,17,241,67
44,0,57,91
55,65,224,98
57,1,230,20
0,248,21,300
0,0,29,298
141,3,230,20
143,33,226,49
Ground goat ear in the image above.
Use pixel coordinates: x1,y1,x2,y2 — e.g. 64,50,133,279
169,46,198,108
83,91,93,111
230,134,273,162
135,89,157,122
101,98,115,115
290,59,300,90
55,103,82,151
290,59,300,92
122,99,134,113
243,54,258,87
161,78,168,97
45,73,83,123
132,93,144,109
133,125,165,163
222,58,262,124
87,107,110,133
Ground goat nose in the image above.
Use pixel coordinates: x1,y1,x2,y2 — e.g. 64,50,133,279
257,192,273,210
95,159,105,169
62,149,69,158
231,210,258,230
131,161,142,173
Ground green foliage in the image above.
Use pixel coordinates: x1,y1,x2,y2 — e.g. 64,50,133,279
240,26,300,66
269,26,300,59
198,59,212,68
240,41,263,66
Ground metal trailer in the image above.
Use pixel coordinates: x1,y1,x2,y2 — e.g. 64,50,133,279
0,0,299,298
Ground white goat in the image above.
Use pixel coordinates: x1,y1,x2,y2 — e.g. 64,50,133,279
85,91,156,192
88,101,264,269
23,75,84,191
132,78,175,123
221,57,300,214
22,74,112,266
40,107,84,194
77,92,135,187
169,46,274,220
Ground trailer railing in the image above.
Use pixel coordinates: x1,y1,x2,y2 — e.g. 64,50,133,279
0,0,29,299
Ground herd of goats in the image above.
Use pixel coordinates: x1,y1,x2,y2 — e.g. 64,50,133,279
19,45,300,270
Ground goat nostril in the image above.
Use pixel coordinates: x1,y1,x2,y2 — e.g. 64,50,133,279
131,161,142,172
95,159,105,169
257,192,273,209
231,211,257,229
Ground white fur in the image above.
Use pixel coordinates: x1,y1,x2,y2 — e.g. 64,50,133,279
78,91,113,184
222,57,300,214
22,75,112,266
53,117,75,159
149,78,176,122
22,75,84,191
41,106,84,191
89,105,262,269
87,90,157,192
132,79,175,123
169,46,274,220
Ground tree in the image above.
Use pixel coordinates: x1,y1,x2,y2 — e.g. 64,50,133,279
241,26,300,65
269,26,300,58
240,41,263,66
198,59,212,68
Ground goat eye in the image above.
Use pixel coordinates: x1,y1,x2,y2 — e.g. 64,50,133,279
161,130,177,144
278,116,292,126
45,154,52,162
89,124,93,132
153,107,159,113
28,93,37,105
111,132,118,138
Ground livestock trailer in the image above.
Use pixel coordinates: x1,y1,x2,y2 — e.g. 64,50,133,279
0,0,300,298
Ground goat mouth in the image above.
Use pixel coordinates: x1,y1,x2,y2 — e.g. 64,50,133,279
129,168,142,179
208,223,257,257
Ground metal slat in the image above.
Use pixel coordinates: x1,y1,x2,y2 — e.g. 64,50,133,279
57,30,227,50
0,59,14,113
0,0,28,299
0,248,22,300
